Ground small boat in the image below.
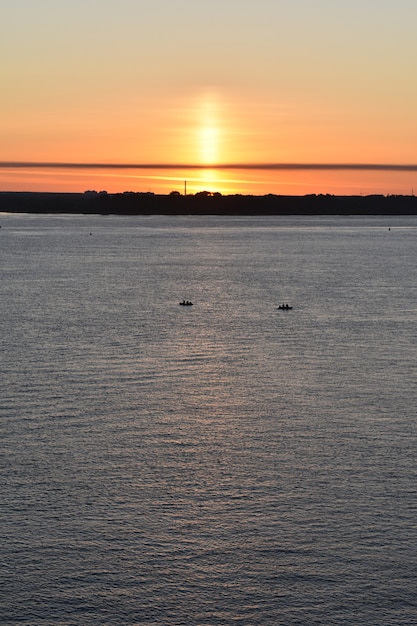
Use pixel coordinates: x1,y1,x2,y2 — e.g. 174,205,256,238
277,304,293,310
179,300,193,306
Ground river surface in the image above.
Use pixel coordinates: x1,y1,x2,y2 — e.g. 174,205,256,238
1,212,417,625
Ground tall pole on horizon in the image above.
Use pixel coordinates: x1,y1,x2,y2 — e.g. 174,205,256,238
184,180,187,196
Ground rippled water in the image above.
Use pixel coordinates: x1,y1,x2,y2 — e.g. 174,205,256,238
1,212,417,625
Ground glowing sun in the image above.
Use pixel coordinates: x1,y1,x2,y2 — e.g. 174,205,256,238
197,92,221,165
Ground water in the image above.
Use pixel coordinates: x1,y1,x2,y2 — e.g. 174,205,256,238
1,212,417,625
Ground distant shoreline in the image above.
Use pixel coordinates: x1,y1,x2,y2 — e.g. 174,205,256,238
1,191,417,216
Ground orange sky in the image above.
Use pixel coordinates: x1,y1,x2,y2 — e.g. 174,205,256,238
2,1,417,195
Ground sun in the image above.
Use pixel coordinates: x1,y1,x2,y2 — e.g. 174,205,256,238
197,91,221,166
199,125,219,164
174,89,239,193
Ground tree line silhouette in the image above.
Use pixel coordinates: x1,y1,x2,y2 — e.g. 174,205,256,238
2,191,417,215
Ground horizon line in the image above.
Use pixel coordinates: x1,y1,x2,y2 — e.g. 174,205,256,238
2,161,417,172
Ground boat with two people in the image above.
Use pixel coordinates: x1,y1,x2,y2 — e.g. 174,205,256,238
179,300,193,306
277,304,293,310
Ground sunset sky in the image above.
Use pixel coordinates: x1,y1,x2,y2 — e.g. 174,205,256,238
2,0,417,195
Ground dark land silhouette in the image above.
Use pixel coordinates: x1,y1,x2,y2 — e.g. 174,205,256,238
2,190,417,215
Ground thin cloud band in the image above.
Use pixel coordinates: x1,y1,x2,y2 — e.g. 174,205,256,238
2,162,417,171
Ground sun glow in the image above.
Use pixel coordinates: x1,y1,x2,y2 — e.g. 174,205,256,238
196,92,221,166
185,90,226,192
199,126,219,164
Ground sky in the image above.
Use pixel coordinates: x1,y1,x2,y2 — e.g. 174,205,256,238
2,0,417,195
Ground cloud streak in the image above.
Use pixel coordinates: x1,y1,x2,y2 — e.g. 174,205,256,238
2,161,417,171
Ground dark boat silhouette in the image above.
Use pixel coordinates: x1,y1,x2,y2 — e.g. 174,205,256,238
277,304,293,310
179,300,193,306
